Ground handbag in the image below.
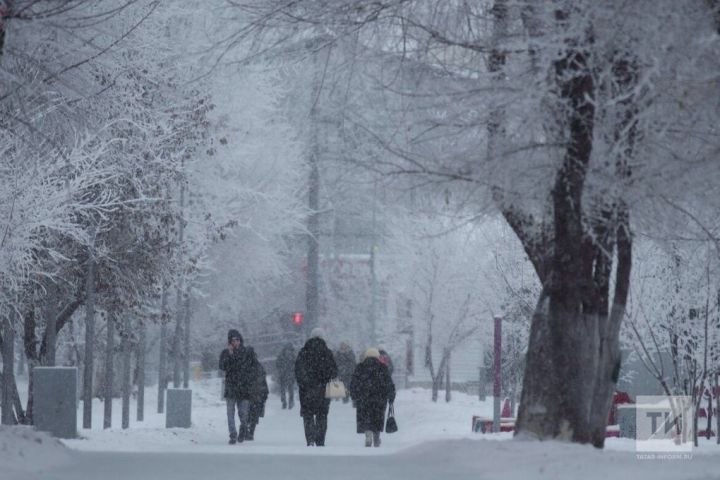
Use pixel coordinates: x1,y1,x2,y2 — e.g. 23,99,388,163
385,403,398,433
325,378,347,399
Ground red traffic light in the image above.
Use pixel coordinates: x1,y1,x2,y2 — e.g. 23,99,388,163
292,312,303,326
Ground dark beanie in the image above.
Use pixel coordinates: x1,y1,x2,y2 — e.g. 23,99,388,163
228,329,243,344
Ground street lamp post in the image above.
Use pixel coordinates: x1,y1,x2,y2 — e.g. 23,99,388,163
493,315,502,433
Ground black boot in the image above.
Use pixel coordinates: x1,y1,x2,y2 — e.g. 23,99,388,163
315,414,327,446
303,415,315,446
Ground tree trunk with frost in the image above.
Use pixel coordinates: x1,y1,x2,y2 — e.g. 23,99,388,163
508,8,636,447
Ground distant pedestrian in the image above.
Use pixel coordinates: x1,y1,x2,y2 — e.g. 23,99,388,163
350,347,396,447
275,342,296,409
219,329,255,444
295,327,338,446
334,342,356,404
246,347,269,441
378,347,394,376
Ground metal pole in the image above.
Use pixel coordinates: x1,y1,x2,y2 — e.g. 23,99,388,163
157,287,168,413
369,181,377,346
182,292,191,389
121,316,131,429
82,231,96,429
136,320,145,422
493,315,502,433
103,314,114,429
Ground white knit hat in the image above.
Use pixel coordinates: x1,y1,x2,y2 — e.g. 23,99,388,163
364,347,380,359
310,327,325,339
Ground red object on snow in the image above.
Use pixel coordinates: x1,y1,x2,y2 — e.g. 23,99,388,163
501,398,512,418
607,391,633,426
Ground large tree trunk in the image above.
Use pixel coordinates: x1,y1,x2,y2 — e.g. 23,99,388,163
513,11,636,447
0,326,25,423
515,10,600,443
588,212,631,446
2,316,16,425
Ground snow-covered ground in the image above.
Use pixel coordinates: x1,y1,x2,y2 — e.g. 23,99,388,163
4,377,720,479
61,377,500,454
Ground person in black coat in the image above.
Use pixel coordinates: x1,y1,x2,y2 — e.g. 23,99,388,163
245,347,269,441
294,327,338,446
275,342,296,409
219,329,256,444
334,342,356,404
350,347,396,447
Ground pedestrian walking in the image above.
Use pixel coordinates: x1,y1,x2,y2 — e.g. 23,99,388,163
219,329,255,444
246,347,269,441
295,327,337,446
350,347,396,447
275,342,296,409
334,342,356,404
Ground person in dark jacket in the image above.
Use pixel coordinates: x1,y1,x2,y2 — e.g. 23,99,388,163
350,347,396,447
334,342,356,404
275,342,296,409
219,329,255,444
245,347,269,441
295,327,338,446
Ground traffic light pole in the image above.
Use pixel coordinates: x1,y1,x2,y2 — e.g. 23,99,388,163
369,180,378,347
305,49,322,337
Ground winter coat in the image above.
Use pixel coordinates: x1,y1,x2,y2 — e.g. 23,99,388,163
219,346,256,400
249,360,269,421
295,337,338,416
350,357,396,433
275,344,296,383
334,348,356,383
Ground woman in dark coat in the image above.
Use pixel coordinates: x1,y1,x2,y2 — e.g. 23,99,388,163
295,327,338,446
350,347,396,447
246,347,269,441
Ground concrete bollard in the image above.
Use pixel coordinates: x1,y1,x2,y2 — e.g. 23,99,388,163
166,388,192,428
33,367,78,439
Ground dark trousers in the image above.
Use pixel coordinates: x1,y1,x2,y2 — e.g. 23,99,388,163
279,379,295,408
226,398,249,441
303,413,328,446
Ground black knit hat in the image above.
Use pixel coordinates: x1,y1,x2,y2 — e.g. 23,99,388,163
228,329,243,344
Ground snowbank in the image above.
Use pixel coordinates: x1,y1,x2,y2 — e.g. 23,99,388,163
0,425,74,479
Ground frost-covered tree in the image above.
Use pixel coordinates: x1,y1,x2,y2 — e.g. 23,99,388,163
227,0,720,447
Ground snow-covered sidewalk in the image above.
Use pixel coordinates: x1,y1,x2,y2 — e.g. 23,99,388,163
62,377,500,454
4,377,720,479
